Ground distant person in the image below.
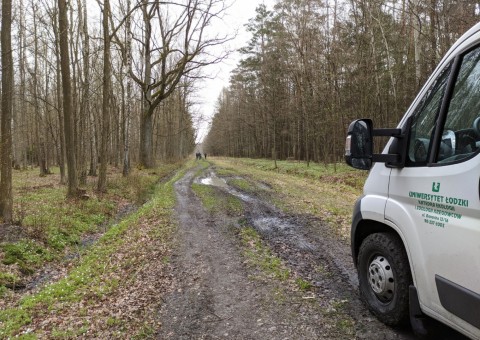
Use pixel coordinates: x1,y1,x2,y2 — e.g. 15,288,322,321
204,153,207,159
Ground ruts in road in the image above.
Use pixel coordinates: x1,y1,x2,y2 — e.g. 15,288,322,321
156,164,464,340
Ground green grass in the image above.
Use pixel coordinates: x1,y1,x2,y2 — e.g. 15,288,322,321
3,164,182,277
192,183,243,216
191,184,218,212
295,277,312,291
2,240,53,274
228,178,255,192
0,271,20,288
239,226,290,281
0,162,186,338
223,158,365,190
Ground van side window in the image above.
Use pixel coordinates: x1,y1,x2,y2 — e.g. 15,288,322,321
407,66,451,165
436,47,480,164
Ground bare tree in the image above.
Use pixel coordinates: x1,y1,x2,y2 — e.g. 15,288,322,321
0,0,14,222
77,0,90,185
97,0,111,193
122,0,133,176
51,6,67,184
58,0,79,198
112,0,230,168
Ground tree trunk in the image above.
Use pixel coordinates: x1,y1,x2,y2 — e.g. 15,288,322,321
78,0,90,185
139,110,154,168
0,0,14,223
413,1,422,88
98,0,111,193
122,0,132,176
52,10,67,184
56,45,66,184
58,0,78,198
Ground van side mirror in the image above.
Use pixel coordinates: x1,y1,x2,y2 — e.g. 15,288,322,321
345,117,411,170
345,119,373,170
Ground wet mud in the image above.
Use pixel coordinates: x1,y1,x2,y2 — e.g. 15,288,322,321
158,164,448,339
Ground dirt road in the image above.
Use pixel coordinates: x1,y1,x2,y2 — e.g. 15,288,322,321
157,163,423,339
0,161,469,338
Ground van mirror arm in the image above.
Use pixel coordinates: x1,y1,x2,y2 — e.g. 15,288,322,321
371,128,406,167
373,128,403,138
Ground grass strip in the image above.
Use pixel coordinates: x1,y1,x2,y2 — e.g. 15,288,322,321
0,162,189,338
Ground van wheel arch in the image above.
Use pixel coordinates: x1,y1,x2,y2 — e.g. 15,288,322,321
352,220,397,266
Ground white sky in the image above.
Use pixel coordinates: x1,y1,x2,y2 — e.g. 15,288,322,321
195,0,276,142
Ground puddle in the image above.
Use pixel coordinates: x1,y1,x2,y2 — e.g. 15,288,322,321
254,217,292,233
197,170,312,250
227,189,255,203
198,175,228,188
197,173,255,203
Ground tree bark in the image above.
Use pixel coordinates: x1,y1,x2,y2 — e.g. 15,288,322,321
0,0,14,222
98,0,111,193
78,0,90,185
58,0,79,198
139,112,154,168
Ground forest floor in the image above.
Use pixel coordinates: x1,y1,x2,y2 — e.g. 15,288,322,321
0,158,467,338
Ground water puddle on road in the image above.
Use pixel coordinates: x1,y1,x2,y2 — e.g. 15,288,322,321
197,171,314,251
200,176,228,187
254,217,292,233
197,173,255,202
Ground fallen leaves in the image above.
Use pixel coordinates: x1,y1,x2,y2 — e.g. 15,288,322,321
1,164,185,338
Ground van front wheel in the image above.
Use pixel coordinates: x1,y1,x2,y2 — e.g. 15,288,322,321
357,232,412,326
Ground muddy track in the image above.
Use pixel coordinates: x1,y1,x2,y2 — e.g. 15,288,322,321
156,164,463,339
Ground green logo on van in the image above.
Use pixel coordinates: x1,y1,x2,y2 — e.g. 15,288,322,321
432,182,441,193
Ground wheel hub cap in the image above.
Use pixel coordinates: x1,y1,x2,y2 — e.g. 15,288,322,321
368,255,395,302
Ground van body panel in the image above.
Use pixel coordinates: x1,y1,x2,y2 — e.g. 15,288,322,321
348,22,480,339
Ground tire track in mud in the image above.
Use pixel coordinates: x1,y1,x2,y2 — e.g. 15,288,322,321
157,165,316,339
157,164,415,339
206,167,418,339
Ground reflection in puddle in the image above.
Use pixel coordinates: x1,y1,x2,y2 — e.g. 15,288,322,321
200,176,227,187
197,174,254,202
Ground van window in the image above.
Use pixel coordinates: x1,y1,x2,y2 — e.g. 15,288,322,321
436,47,480,164
407,66,451,165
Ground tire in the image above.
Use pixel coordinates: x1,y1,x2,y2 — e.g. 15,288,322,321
357,232,412,326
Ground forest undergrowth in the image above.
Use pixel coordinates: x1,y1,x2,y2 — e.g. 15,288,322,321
0,162,184,338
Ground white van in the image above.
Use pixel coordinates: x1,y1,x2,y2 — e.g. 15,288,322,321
345,23,480,339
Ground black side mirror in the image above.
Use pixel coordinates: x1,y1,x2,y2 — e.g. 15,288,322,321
345,119,373,170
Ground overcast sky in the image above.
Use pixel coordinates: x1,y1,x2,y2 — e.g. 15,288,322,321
195,0,276,142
